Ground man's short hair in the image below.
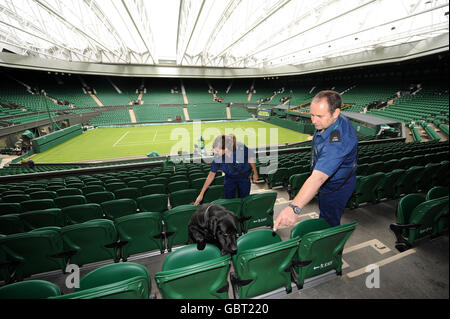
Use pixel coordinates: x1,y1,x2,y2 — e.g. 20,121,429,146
313,90,342,114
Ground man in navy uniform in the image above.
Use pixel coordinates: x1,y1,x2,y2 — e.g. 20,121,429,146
274,90,358,230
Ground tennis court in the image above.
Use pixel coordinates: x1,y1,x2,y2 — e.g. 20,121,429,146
31,120,309,163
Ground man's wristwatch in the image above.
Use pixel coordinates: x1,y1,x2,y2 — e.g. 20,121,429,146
288,203,302,215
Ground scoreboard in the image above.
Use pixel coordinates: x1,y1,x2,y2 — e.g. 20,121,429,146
257,107,272,119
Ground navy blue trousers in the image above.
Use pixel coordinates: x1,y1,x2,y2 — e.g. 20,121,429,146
318,177,356,227
224,177,251,199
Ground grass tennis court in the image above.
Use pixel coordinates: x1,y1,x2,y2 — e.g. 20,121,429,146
31,121,310,163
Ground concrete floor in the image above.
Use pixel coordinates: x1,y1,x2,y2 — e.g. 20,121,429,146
24,181,449,300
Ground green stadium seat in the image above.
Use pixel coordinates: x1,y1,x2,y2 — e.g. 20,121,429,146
85,191,116,204
20,208,66,230
115,212,164,260
164,205,198,252
390,194,449,251
62,203,104,224
105,182,127,192
60,219,120,266
169,189,198,208
348,172,385,208
211,198,243,234
101,199,137,220
127,180,147,190
54,195,87,209
21,199,56,212
82,185,106,195
395,166,425,196
141,184,166,196
1,194,31,203
288,172,309,200
0,214,25,235
190,177,207,190
167,181,190,194
202,185,225,203
56,188,83,196
29,191,57,200
0,228,65,281
0,203,22,216
426,186,449,200
113,187,141,200
266,167,289,189
240,192,277,233
51,262,150,299
230,229,299,298
290,219,356,289
376,169,405,200
155,244,231,299
136,194,168,213
0,280,61,299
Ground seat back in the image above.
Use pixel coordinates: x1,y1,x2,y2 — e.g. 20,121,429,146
62,203,104,224
290,220,356,287
211,198,242,234
288,172,309,200
101,199,137,220
408,196,449,243
0,203,23,216
114,188,141,200
350,172,385,208
54,195,87,209
167,181,190,194
231,229,299,298
115,212,164,259
0,280,61,299
51,262,150,299
82,185,106,195
240,192,277,233
377,169,405,199
85,191,115,204
56,188,83,196
0,228,65,281
20,199,56,212
141,184,166,196
155,244,231,299
136,194,168,213
426,186,449,200
203,185,225,203
169,189,198,208
29,191,57,200
20,208,65,230
0,214,25,235
61,219,119,266
163,205,198,251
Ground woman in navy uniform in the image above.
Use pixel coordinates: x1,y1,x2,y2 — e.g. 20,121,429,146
274,90,358,230
194,134,258,205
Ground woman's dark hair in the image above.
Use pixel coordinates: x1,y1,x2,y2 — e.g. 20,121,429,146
313,90,342,114
212,134,236,151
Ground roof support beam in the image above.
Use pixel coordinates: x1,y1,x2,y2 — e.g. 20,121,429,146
31,0,127,63
205,0,292,65
254,1,449,67
120,0,156,64
178,0,206,65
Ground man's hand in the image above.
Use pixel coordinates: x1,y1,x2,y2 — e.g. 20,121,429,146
273,206,298,231
252,173,259,183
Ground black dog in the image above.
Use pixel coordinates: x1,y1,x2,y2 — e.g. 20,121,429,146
188,204,239,255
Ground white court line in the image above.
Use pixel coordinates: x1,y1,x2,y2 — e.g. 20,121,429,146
345,249,416,278
153,129,158,142
113,131,129,147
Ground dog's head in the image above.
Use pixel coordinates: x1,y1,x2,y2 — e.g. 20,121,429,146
192,204,239,255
